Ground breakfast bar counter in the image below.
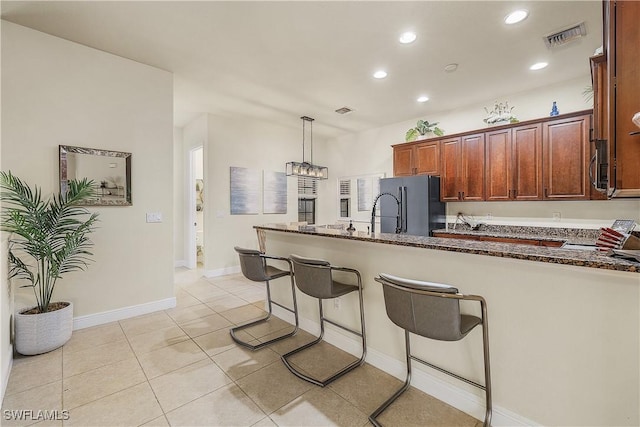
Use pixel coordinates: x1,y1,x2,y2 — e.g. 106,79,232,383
254,224,639,426
255,224,640,273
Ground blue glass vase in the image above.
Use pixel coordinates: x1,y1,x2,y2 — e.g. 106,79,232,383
550,101,559,116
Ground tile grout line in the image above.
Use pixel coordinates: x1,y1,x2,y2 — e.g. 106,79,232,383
117,317,169,426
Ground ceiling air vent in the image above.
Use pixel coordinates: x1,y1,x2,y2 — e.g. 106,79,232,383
544,22,587,48
335,106,353,115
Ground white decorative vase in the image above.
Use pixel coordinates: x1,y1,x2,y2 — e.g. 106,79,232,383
15,302,73,355
416,133,433,141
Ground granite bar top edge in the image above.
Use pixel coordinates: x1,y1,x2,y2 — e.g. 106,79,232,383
254,225,640,274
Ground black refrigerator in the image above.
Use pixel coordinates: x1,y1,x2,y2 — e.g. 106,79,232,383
378,175,445,237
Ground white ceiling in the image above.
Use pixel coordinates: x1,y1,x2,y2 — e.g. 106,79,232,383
1,1,602,138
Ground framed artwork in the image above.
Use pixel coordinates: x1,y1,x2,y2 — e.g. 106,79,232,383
263,171,287,214
230,167,260,215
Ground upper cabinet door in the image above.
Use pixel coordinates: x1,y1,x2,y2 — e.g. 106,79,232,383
512,124,543,200
440,137,462,201
485,129,511,201
543,115,590,200
393,144,414,176
414,140,441,175
461,133,485,201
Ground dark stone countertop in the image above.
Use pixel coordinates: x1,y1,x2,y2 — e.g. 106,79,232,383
255,224,640,274
432,224,599,246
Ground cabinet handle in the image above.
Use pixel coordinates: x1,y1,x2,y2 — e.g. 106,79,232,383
508,189,512,198
589,153,598,188
461,191,465,199
544,188,548,198
630,131,640,136
589,127,594,142
513,189,517,197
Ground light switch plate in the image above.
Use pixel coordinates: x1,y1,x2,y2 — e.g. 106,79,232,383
146,212,162,223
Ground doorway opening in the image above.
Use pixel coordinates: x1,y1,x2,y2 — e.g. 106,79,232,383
188,146,204,269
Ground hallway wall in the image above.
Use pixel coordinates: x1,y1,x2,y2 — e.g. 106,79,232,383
1,22,175,323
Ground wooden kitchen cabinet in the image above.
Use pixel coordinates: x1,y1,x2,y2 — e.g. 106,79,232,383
591,0,640,197
589,54,609,201
393,139,440,176
440,134,485,201
393,144,414,176
485,124,543,201
542,114,591,200
393,110,597,202
611,0,640,195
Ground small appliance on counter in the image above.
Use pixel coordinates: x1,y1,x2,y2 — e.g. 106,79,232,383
373,175,445,237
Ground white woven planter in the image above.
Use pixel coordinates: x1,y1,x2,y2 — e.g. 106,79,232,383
15,302,73,355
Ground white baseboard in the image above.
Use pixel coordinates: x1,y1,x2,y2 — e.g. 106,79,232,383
174,260,187,268
73,297,177,330
271,305,539,427
1,356,12,405
203,265,241,278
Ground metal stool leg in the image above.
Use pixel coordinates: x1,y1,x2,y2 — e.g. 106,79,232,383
281,273,366,387
481,300,493,427
230,271,299,351
368,330,413,427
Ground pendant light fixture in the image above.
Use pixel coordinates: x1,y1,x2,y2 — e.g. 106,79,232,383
286,116,328,180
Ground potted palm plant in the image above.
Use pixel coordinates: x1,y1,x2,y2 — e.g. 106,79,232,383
0,171,99,355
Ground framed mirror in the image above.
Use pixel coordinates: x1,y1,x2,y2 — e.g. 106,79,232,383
59,145,132,206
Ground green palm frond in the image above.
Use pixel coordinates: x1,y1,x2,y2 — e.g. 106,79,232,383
0,171,99,313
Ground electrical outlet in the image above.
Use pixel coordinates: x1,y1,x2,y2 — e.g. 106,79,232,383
486,213,492,220
552,212,561,221
333,298,340,310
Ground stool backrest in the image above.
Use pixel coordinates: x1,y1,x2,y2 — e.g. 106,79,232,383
290,254,334,299
234,247,268,282
377,273,464,341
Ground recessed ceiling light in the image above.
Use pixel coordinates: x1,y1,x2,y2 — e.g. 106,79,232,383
417,96,429,103
399,32,417,44
444,63,458,73
373,70,388,79
505,9,528,25
530,62,548,70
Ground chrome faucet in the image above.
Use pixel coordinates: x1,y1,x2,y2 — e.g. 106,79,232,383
371,192,402,234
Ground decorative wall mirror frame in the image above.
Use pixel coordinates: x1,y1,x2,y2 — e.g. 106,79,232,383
59,145,132,206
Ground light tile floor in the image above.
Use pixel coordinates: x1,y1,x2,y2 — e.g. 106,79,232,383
2,268,481,427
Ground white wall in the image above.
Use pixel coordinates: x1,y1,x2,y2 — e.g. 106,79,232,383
177,114,330,274
0,18,11,404
1,21,175,323
321,75,640,227
173,127,185,266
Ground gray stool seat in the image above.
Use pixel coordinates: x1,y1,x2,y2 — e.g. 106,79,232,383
280,254,367,387
230,247,299,351
370,273,492,427
264,265,290,280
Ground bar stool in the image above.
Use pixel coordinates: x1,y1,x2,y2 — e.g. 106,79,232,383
230,247,299,350
281,254,367,387
370,273,492,427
